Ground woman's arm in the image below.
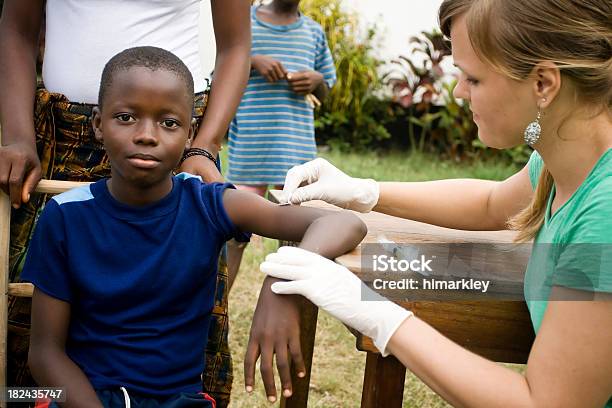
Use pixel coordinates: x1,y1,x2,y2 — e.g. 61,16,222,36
387,288,612,408
375,163,533,230
283,158,534,231
29,289,103,408
222,188,367,402
179,0,251,182
0,0,45,208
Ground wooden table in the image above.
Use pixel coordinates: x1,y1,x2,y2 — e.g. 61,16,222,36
268,191,536,408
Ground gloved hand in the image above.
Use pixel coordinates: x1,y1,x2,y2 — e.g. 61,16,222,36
260,246,412,356
282,158,379,212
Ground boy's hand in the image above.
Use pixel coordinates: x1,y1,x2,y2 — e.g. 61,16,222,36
252,55,288,83
244,276,306,402
286,71,324,95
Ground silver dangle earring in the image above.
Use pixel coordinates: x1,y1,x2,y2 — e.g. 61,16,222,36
524,99,545,146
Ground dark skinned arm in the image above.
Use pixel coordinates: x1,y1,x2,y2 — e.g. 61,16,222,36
29,288,103,408
286,70,330,101
0,0,45,208
251,54,287,83
179,0,251,183
312,77,330,101
222,188,367,402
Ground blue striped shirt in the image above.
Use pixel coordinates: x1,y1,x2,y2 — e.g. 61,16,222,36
227,5,336,185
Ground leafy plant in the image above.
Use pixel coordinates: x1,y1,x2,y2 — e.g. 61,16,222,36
387,29,530,165
386,30,454,152
301,0,391,149
387,30,450,110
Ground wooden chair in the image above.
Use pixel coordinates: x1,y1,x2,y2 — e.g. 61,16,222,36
1,180,89,408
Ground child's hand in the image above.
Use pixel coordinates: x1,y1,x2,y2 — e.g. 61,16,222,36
286,71,324,95
252,55,288,82
244,276,306,402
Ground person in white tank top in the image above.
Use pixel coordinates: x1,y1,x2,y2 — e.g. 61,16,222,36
0,2,308,407
43,0,208,104
0,0,251,193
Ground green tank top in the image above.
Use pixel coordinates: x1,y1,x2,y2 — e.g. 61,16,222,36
525,149,612,408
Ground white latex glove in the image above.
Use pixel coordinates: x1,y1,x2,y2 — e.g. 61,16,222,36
260,246,413,356
282,158,380,212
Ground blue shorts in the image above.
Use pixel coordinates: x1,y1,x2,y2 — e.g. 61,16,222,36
38,388,216,408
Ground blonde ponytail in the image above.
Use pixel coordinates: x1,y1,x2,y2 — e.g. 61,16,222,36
507,167,554,242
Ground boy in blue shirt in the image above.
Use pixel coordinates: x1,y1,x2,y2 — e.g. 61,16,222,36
22,46,366,407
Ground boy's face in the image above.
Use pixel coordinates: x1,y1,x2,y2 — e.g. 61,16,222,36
93,67,194,193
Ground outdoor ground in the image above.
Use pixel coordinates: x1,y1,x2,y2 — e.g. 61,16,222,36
222,149,525,407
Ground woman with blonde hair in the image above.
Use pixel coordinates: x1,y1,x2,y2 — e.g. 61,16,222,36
250,0,612,405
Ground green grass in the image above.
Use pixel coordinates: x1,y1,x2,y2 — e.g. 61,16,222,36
224,148,522,407
221,147,519,183
318,149,520,182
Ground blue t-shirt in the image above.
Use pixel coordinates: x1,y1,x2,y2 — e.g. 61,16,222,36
21,174,250,397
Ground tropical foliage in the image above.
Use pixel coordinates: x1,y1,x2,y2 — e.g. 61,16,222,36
301,0,392,149
386,30,531,164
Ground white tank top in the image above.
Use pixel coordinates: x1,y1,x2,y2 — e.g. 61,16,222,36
43,0,206,104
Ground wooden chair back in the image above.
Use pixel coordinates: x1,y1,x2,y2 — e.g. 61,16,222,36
0,180,89,406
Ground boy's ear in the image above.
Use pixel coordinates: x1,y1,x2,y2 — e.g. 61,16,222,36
92,107,104,144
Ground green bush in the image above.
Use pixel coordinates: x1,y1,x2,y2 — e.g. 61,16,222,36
301,0,392,149
387,30,531,166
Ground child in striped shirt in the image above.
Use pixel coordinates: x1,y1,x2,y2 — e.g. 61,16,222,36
227,0,336,196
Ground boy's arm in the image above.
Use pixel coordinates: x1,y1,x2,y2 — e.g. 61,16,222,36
222,188,367,401
312,79,330,102
29,289,103,408
223,188,366,258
